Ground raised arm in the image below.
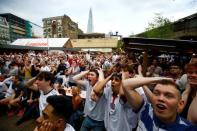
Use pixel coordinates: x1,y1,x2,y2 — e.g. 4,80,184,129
142,85,154,103
25,77,38,91
118,71,128,96
179,83,191,113
187,92,197,125
97,68,104,82
93,74,112,96
72,70,89,86
3,76,12,84
122,77,171,111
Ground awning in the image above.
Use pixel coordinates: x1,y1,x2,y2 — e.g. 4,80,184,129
0,38,73,50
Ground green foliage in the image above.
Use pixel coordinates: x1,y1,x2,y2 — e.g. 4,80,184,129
117,40,123,49
142,14,174,38
115,40,124,53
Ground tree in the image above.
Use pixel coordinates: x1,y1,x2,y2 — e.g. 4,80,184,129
115,40,124,53
141,14,174,38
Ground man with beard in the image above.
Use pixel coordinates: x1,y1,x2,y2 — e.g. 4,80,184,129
122,77,196,131
73,69,106,131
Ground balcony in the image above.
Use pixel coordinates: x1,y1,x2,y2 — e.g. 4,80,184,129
11,25,25,32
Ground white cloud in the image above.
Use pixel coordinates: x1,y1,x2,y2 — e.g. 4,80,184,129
0,0,196,36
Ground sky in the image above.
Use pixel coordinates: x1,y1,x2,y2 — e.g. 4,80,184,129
0,0,197,37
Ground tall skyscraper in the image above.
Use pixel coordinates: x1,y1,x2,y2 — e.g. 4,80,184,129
87,8,94,33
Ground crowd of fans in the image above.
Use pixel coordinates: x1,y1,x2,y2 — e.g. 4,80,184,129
0,50,197,131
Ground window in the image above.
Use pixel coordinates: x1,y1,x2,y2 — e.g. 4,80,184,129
47,20,51,25
188,19,197,28
48,28,51,32
43,21,47,26
58,34,62,38
58,27,62,31
58,19,62,25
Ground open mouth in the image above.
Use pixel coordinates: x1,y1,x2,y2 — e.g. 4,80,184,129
88,78,92,82
188,78,197,84
156,104,167,111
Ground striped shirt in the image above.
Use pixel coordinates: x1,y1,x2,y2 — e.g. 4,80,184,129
137,102,197,131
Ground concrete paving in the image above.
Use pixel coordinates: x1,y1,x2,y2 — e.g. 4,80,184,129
0,113,36,131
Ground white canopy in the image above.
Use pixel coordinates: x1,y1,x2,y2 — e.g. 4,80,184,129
11,38,70,48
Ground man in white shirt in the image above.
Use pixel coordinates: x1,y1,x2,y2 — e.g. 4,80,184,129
73,69,106,131
26,71,59,116
93,72,140,131
40,61,50,72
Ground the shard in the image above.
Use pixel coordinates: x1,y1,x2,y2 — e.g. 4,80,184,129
87,8,94,33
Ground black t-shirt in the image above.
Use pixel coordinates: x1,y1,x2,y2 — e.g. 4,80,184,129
57,63,67,74
26,88,40,100
12,82,27,98
31,65,40,77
